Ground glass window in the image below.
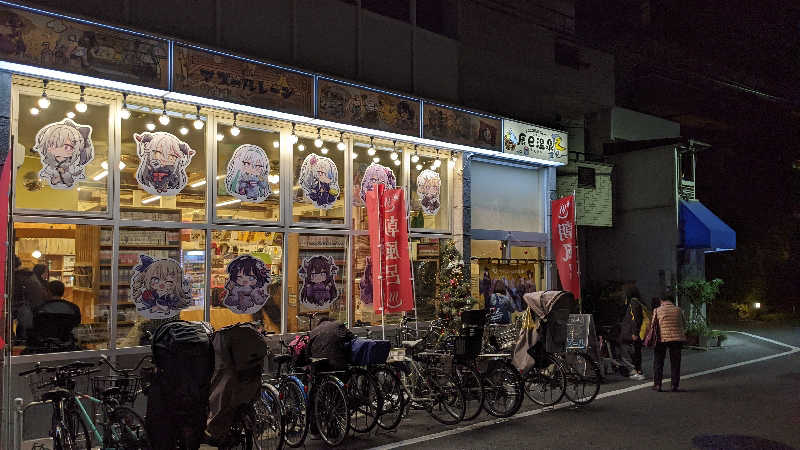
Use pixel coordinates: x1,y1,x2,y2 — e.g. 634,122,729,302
352,234,405,326
351,138,405,231
120,98,206,223
410,148,450,231
115,228,205,348
11,223,112,353
14,91,110,214
411,237,445,321
287,233,348,332
292,136,345,225
210,230,283,333
471,161,543,233
215,120,281,223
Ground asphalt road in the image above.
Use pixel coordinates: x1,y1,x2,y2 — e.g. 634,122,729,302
303,327,800,450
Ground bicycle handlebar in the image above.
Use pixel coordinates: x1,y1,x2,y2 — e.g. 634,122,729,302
97,354,151,373
18,360,94,377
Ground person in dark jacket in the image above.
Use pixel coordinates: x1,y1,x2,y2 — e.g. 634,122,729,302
12,256,49,343
618,295,645,380
308,317,354,371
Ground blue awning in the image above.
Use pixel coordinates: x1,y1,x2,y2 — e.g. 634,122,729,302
679,200,736,252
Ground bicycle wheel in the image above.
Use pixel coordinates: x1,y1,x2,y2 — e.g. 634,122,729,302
246,383,284,450
388,361,413,412
63,407,92,450
427,372,466,425
524,353,566,407
452,363,484,421
372,366,404,431
105,405,150,450
279,377,308,448
346,367,381,433
313,377,350,446
483,362,524,418
562,352,602,405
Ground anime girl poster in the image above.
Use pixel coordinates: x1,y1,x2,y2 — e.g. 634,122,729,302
298,154,339,209
359,162,396,205
298,255,339,311
416,169,441,215
32,118,94,189
130,255,193,319
221,254,271,314
134,131,196,196
225,144,271,202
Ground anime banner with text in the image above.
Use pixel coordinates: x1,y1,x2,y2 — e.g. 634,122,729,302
551,195,580,300
366,184,413,314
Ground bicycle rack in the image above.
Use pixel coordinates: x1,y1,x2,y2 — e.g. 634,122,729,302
13,398,58,450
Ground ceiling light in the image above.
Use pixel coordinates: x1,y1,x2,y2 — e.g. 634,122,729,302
145,122,156,131
314,128,323,147
416,163,423,170
373,156,380,163
119,161,126,170
216,133,224,141
216,198,242,207
337,132,346,151
351,152,358,160
321,147,328,154
66,111,75,119
93,170,108,181
75,86,87,112
190,179,207,188
120,92,130,120
448,154,457,167
158,99,170,125
32,250,42,259
298,143,305,152
29,106,39,115
37,79,50,109
411,146,419,163
273,140,280,148
390,152,398,160
289,123,298,144
142,195,161,204
367,137,376,156
101,161,108,170
179,126,189,135
230,112,240,136
193,106,204,129
268,174,280,184
393,159,401,166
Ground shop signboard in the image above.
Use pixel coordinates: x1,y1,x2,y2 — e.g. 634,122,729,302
503,119,568,164
366,184,414,314
317,79,420,136
173,44,314,116
0,5,169,88
423,104,500,151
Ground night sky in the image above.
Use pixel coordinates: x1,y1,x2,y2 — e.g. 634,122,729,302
578,0,800,310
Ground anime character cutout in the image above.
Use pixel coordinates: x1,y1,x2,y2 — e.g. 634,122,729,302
416,169,441,215
134,131,196,196
359,162,396,205
359,256,373,305
130,255,192,319
225,144,271,202
222,255,271,314
298,154,340,209
32,118,94,189
298,255,339,310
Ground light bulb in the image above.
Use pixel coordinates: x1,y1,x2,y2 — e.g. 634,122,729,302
32,250,42,259
411,154,419,163
119,161,126,170
448,158,456,168
101,161,109,170
66,111,75,119
216,133,224,141
30,107,39,115
351,152,358,159
193,118,204,129
145,122,156,131
298,144,305,152
273,140,280,148
289,134,298,144
390,152,398,160
433,159,442,168
179,126,189,135
230,125,240,136
75,98,87,113
314,137,323,148
367,147,376,156
337,141,346,151
321,147,329,154
120,107,130,120
158,113,170,125
393,159,401,166
416,163,423,170
373,157,380,163
38,94,50,109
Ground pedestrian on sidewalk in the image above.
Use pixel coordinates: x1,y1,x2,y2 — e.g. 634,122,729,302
652,295,686,392
619,294,646,380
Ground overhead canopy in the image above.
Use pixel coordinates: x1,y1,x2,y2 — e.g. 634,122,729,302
680,200,736,252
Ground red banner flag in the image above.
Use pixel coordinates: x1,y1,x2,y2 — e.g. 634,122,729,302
365,184,414,314
551,195,580,300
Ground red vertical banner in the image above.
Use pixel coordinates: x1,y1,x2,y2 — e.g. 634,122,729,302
365,184,414,314
551,195,580,300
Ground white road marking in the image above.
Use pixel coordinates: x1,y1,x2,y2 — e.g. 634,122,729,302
369,331,800,450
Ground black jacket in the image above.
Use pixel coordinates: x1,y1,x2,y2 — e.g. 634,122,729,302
619,299,644,343
308,320,354,370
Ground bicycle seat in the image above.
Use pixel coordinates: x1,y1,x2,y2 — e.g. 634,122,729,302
41,388,71,403
402,339,423,349
273,354,292,365
103,386,121,398
310,357,329,366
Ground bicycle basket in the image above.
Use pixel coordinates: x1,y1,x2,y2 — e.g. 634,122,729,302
90,375,142,405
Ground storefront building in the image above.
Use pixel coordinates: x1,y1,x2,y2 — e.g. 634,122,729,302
0,3,567,439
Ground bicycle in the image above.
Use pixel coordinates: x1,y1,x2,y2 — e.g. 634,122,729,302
351,327,405,431
218,383,284,450
19,356,151,450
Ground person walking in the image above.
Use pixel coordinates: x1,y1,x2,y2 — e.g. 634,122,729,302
619,295,645,380
652,295,686,392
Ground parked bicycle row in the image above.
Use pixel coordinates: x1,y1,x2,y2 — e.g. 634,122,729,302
16,290,602,449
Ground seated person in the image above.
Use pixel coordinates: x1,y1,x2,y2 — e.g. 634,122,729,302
308,317,354,370
25,281,82,353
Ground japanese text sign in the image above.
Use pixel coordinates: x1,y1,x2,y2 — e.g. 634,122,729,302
551,195,580,299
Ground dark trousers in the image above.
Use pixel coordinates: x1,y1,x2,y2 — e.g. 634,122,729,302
653,342,682,388
619,339,643,374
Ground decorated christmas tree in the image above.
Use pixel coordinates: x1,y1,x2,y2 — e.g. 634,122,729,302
436,240,477,324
